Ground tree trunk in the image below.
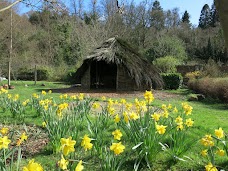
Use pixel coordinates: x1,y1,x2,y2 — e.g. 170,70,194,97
216,0,228,48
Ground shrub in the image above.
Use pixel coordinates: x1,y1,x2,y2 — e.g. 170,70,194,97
161,73,183,90
188,78,228,102
154,56,181,73
17,67,49,81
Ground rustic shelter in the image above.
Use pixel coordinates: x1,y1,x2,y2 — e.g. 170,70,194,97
75,37,163,91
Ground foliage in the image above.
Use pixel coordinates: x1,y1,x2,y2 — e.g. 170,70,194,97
188,77,228,102
17,67,49,81
153,56,180,73
198,4,211,29
161,73,183,90
145,36,187,62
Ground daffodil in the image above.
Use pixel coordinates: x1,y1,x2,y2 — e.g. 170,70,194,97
144,90,154,103
156,125,167,134
61,136,76,156
20,132,28,141
175,116,183,123
215,127,224,139
112,129,123,140
129,112,139,120
92,102,100,109
41,91,46,95
75,160,84,171
58,155,68,170
216,149,225,156
200,134,214,147
81,135,93,151
114,114,120,123
0,127,9,135
23,159,43,171
0,136,11,149
185,118,194,127
205,163,217,171
151,113,160,121
201,149,208,157
110,142,125,155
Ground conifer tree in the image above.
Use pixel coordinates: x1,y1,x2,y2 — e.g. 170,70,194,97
198,4,211,29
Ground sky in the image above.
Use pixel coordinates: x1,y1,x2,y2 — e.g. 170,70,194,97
18,0,214,26
158,0,214,26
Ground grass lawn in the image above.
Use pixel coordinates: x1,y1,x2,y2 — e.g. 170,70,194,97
0,80,228,170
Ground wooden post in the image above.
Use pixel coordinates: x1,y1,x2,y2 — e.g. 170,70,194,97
34,65,37,85
8,3,13,87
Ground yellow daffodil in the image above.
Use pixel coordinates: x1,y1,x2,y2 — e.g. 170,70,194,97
182,102,193,115
167,104,172,109
112,129,123,140
107,106,115,115
205,163,217,171
125,103,132,111
92,102,100,109
176,122,184,131
110,142,125,155
216,149,225,156
114,114,120,123
185,118,194,127
41,91,46,95
0,136,11,149
20,132,28,141
173,106,178,113
123,111,129,123
48,90,52,94
144,90,154,103
58,155,68,170
200,134,214,147
81,135,93,151
61,137,76,156
215,127,224,139
201,149,208,157
129,112,139,120
0,127,9,135
42,122,46,128
101,96,106,101
75,160,84,171
175,116,183,123
23,159,43,171
78,93,84,100
162,110,169,118
156,125,167,134
151,113,161,121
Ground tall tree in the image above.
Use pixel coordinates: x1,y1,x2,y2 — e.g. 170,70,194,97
182,10,190,24
210,1,219,27
150,0,165,30
198,4,211,29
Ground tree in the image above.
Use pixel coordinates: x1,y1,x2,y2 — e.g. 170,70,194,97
150,0,165,30
182,10,190,24
210,1,219,27
198,4,211,29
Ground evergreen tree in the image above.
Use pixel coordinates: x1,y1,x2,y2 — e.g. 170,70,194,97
198,4,211,29
150,0,165,30
182,10,190,24
210,1,219,27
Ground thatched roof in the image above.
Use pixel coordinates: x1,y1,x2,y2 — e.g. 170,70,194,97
76,37,163,89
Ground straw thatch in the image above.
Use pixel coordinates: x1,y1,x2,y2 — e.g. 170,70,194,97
75,37,163,90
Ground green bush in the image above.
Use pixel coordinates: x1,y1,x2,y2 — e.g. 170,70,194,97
161,73,183,90
154,56,181,73
17,68,49,81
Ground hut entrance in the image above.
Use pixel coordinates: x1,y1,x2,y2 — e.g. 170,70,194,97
90,61,117,89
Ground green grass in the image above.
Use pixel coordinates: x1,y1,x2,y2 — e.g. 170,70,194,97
1,81,228,170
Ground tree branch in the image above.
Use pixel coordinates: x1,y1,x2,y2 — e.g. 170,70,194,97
0,0,22,12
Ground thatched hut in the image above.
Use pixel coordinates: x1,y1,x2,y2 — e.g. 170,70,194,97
75,37,163,91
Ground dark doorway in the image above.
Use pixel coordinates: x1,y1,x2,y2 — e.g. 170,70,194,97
90,61,117,89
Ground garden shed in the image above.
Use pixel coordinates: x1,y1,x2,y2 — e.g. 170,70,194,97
75,37,163,91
